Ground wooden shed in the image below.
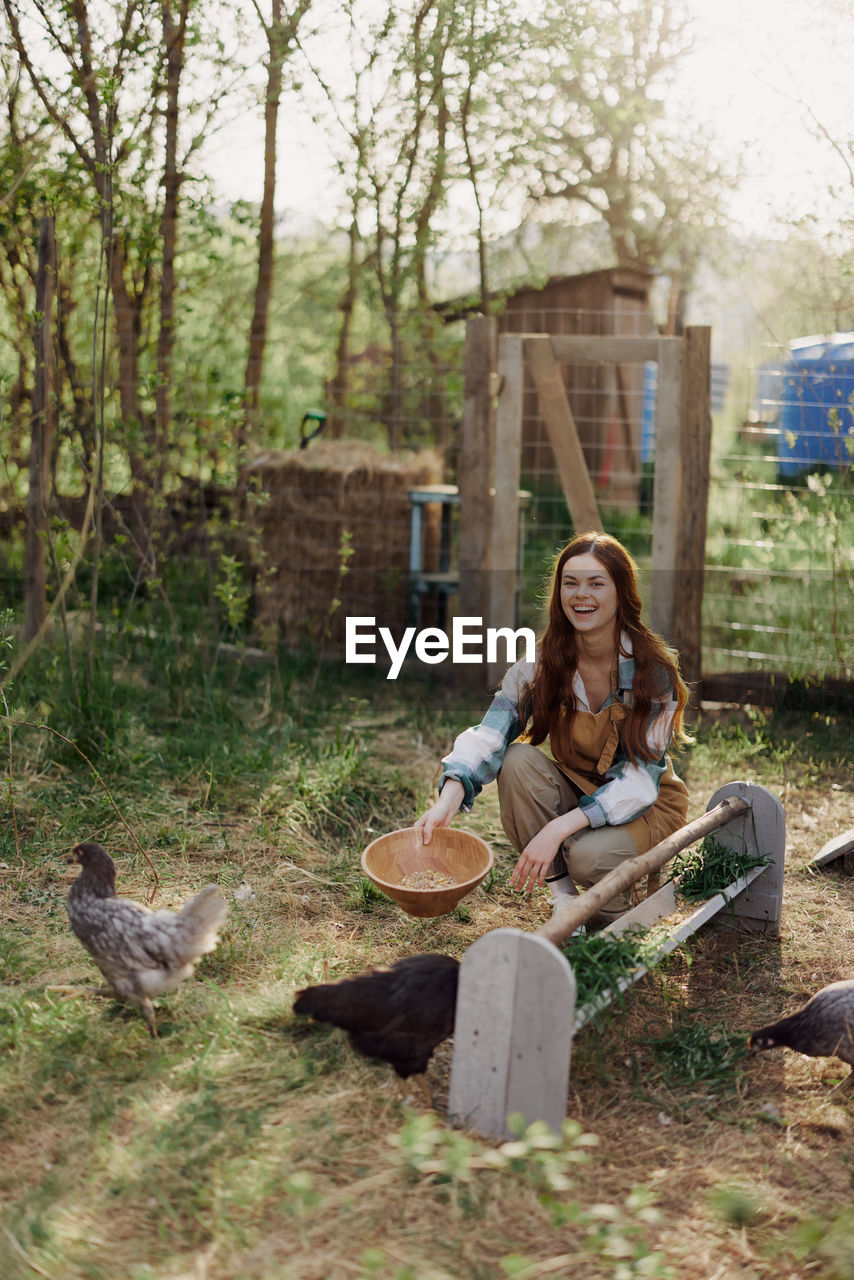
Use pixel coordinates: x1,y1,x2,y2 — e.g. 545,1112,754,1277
441,266,655,510
499,267,654,508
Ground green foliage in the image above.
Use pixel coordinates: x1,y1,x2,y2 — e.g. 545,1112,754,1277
791,1208,854,1280
214,553,251,636
389,1111,598,1192
561,925,674,1009
708,1183,762,1229
704,456,854,682
643,1012,750,1090
670,835,769,905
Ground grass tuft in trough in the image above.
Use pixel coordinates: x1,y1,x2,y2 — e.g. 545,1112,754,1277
669,834,769,904
561,925,672,1009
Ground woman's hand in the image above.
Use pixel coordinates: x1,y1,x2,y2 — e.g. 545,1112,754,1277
415,779,465,844
509,821,565,893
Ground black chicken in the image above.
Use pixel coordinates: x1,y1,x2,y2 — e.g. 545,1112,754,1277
293,953,459,1095
66,841,228,1037
749,979,854,1094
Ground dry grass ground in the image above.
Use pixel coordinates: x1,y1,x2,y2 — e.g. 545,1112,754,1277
1,664,853,1280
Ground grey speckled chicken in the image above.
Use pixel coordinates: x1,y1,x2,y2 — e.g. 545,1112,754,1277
749,979,854,1093
66,841,228,1037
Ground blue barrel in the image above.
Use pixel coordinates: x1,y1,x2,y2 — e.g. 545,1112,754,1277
778,334,854,476
641,360,657,463
641,359,728,463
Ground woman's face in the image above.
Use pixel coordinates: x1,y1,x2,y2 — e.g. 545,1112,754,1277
559,552,619,636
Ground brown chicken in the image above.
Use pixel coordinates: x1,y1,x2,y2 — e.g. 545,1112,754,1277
293,953,459,1092
749,979,854,1093
66,841,228,1037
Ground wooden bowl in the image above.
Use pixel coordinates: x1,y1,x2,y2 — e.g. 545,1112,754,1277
361,826,494,918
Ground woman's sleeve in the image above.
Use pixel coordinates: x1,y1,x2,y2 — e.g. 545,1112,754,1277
577,697,679,828
437,660,533,811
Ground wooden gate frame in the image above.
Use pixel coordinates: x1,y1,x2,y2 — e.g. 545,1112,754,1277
458,318,712,691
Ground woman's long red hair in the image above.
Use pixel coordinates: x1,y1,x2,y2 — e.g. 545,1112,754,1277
522,532,691,765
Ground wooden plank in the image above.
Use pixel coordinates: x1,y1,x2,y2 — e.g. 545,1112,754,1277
523,335,603,534
670,326,712,693
448,928,576,1139
650,335,684,643
811,828,854,873
459,316,497,624
700,670,790,707
549,335,663,365
486,334,524,686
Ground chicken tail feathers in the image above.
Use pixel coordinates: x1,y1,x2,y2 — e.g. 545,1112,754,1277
173,884,228,959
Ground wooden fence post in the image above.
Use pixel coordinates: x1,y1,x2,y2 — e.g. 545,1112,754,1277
485,333,524,688
649,326,712,697
672,325,712,694
459,316,497,627
650,336,683,646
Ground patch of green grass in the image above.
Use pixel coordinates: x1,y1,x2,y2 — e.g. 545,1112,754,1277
0,930,40,984
348,873,390,911
787,1208,854,1280
708,1182,763,1228
643,1011,750,1092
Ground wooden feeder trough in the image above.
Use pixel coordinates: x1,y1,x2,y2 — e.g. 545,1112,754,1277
361,826,493,918
448,781,787,1138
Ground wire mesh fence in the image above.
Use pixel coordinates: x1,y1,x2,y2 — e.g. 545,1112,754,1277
701,327,853,683
5,293,852,690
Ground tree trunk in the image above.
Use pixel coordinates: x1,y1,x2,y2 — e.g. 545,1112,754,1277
241,0,285,463
327,198,361,440
413,92,449,450
155,0,189,494
23,217,57,641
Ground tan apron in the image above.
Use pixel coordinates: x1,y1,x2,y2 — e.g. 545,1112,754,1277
543,695,689,856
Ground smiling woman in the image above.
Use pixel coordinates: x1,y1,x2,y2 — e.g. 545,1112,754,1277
416,531,692,926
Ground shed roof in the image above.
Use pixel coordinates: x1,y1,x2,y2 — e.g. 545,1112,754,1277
434,265,654,323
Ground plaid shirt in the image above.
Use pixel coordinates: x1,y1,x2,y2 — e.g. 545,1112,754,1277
439,637,678,829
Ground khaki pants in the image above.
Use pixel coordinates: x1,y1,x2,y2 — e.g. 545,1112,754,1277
496,742,638,921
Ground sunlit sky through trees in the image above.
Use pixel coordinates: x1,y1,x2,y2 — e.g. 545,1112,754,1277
203,0,854,241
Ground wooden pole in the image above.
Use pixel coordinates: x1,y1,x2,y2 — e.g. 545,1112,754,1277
458,316,497,627
535,795,750,947
649,336,683,644
486,333,524,688
671,325,712,695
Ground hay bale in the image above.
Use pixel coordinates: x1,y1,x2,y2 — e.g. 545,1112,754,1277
247,442,443,649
